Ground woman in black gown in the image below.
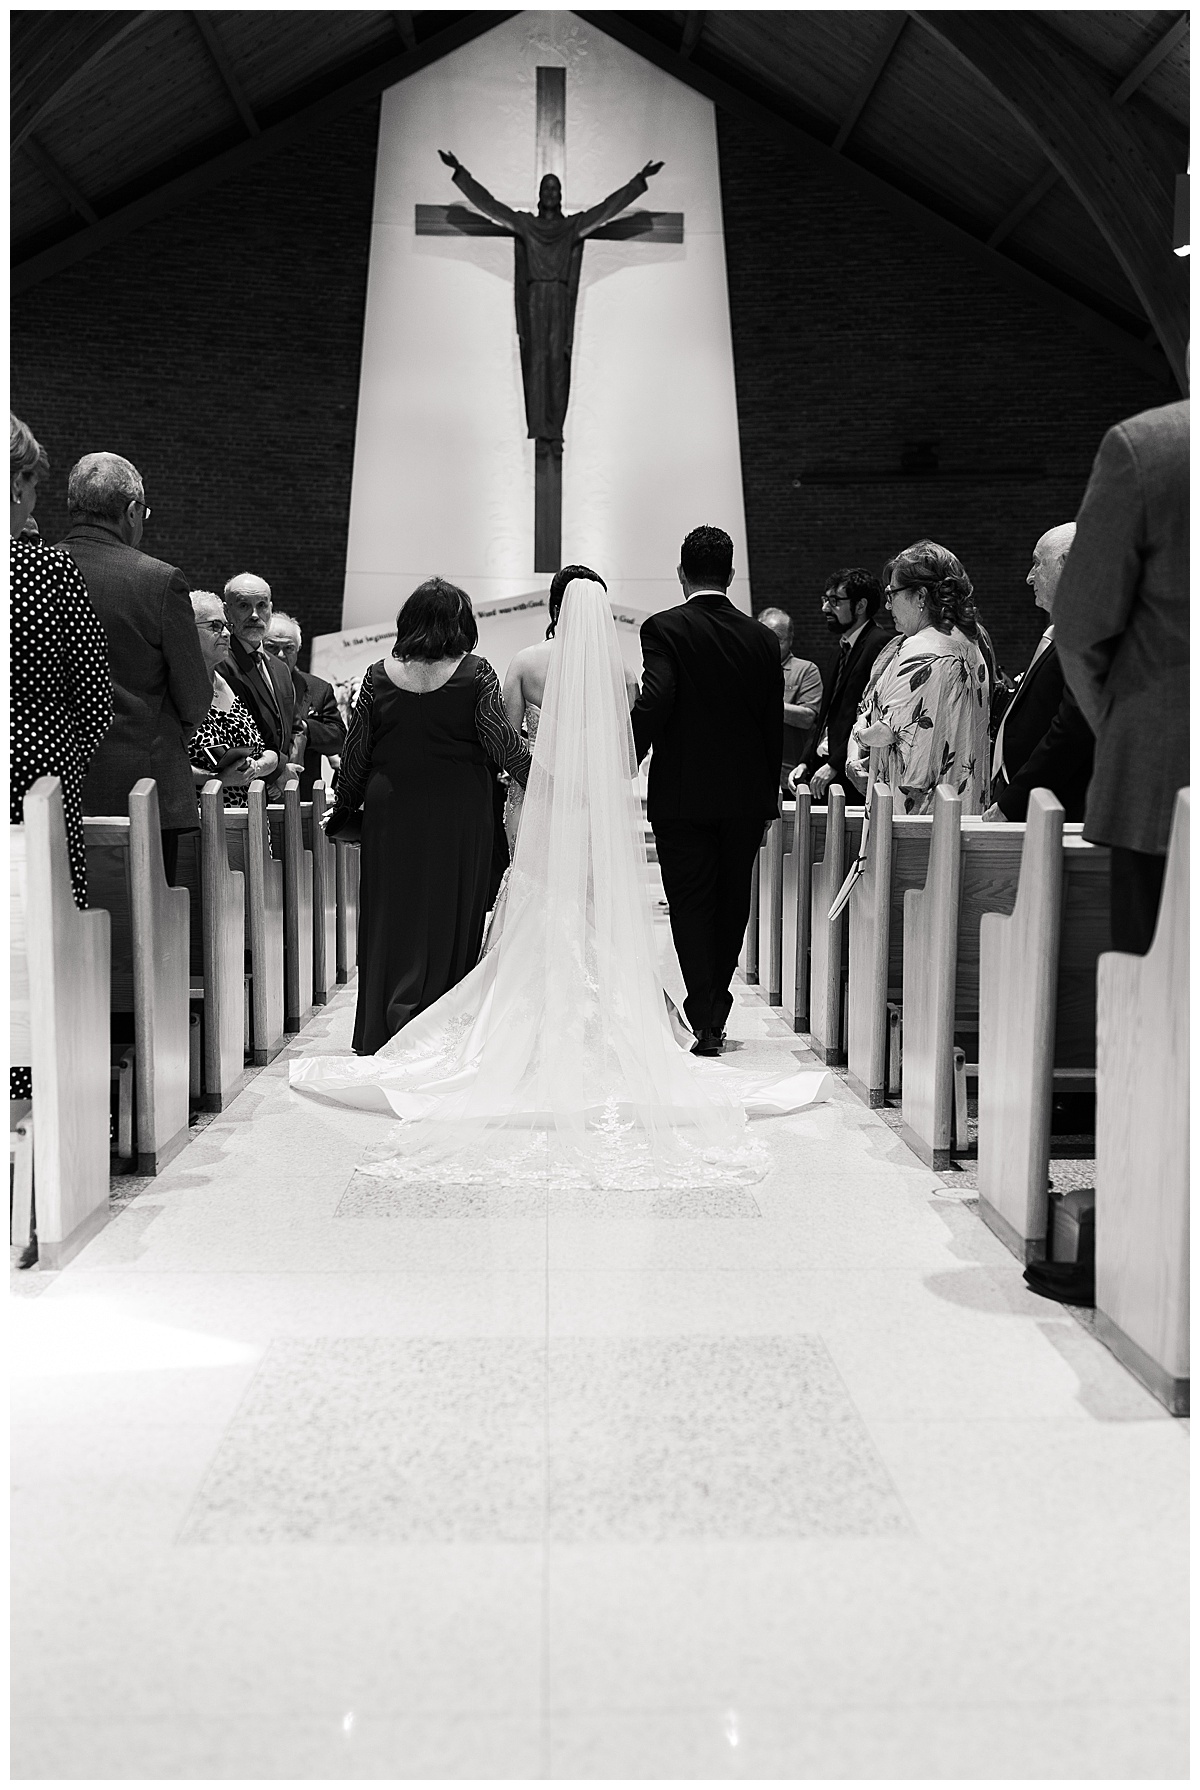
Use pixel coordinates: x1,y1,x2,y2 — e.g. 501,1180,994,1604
331,578,532,1054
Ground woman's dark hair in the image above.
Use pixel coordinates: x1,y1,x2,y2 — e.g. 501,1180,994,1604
680,525,734,589
546,563,607,639
393,576,478,662
885,539,977,638
826,566,883,620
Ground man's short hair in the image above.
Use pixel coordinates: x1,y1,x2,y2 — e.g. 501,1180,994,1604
267,609,302,645
758,605,793,640
224,573,270,603
66,452,143,523
10,414,49,482
826,566,883,619
680,525,734,589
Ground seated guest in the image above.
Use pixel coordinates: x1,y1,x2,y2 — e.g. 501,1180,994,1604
329,577,531,1054
187,592,278,808
219,573,305,800
56,451,209,880
984,522,1094,823
10,413,113,1104
845,540,990,815
787,568,892,800
758,606,823,795
263,610,347,798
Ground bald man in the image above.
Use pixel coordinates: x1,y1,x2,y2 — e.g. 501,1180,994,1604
219,573,305,794
984,523,1094,823
758,606,823,796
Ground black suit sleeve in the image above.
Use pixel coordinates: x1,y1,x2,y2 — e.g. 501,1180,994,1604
163,566,212,729
333,667,375,811
996,681,1095,821
301,676,347,757
631,617,676,765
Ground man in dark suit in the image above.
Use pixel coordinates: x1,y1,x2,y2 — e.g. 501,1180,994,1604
263,610,347,799
57,452,210,880
787,568,893,801
984,522,1094,823
632,525,783,1056
1054,398,1189,955
220,573,306,800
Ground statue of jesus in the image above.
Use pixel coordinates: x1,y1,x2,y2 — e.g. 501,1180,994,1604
438,150,664,451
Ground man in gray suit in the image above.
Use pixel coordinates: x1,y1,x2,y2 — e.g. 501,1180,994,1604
58,452,210,880
1053,398,1189,953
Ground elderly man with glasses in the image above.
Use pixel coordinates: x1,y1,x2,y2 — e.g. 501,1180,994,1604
57,451,210,881
786,568,893,802
263,610,347,799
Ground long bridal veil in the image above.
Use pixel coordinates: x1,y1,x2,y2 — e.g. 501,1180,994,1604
290,578,826,1188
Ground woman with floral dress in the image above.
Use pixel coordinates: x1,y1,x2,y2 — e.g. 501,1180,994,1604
845,540,990,815
187,591,278,807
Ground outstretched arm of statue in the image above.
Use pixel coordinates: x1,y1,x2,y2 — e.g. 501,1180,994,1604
575,162,661,237
443,154,523,230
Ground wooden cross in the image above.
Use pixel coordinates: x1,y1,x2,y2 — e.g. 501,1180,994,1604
415,68,684,571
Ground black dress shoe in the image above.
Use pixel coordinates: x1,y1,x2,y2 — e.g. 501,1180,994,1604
691,1029,724,1057
1023,1259,1095,1307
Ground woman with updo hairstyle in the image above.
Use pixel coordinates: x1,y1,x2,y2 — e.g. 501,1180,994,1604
501,563,639,852
329,575,533,1052
845,538,991,815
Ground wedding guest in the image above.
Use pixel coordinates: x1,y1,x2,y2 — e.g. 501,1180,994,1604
56,450,209,880
329,577,532,1053
219,573,305,798
758,606,822,794
10,414,113,1103
1053,397,1189,954
845,540,990,814
187,592,278,807
788,568,892,799
264,610,347,798
983,523,1094,823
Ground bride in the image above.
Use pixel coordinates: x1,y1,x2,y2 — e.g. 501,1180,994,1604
290,573,829,1189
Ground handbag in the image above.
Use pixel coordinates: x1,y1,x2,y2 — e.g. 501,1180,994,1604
323,805,364,844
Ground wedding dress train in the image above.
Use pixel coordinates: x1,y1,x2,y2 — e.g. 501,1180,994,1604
290,579,830,1190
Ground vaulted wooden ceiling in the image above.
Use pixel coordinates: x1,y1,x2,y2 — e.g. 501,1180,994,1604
11,10,1189,387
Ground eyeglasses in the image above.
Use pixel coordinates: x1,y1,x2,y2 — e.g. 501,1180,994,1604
197,619,229,636
821,594,849,610
262,638,295,655
131,499,152,520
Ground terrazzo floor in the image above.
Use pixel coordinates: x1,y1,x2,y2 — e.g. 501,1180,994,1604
11,976,1188,1779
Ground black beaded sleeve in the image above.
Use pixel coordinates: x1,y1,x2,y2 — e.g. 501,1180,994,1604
333,663,376,810
474,659,533,787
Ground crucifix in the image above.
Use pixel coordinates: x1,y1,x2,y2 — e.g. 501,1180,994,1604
415,68,683,571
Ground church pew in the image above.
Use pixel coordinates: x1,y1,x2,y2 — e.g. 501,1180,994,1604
12,779,112,1265
335,838,361,984
267,778,315,1034
755,814,784,1005
976,791,1110,1261
845,793,934,1107
83,779,191,1176
780,788,814,1032
197,782,248,1110
223,783,286,1065
1093,788,1189,1416
899,787,1024,1169
807,787,865,1064
305,782,338,1006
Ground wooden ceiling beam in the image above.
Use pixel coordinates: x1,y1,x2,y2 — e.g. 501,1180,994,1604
393,13,419,53
12,14,513,296
679,14,704,61
190,13,260,138
913,12,1188,391
22,135,100,226
832,15,906,154
576,11,1172,388
986,13,1190,252
12,12,155,154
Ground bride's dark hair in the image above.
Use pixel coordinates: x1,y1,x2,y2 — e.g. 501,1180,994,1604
546,563,607,639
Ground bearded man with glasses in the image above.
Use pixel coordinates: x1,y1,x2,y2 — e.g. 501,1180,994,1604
787,568,893,802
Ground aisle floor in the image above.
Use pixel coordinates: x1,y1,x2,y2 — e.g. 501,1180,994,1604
11,979,1188,1779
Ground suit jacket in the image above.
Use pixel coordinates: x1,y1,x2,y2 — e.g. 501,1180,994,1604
632,592,784,822
220,636,298,764
994,636,1094,823
58,520,210,829
1054,399,1189,855
799,618,894,788
291,667,347,799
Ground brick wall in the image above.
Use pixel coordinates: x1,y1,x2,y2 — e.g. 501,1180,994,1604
716,111,1173,680
11,101,382,665
12,89,1172,682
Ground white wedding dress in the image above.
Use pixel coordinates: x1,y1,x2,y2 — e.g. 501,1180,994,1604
290,579,830,1190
